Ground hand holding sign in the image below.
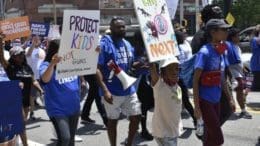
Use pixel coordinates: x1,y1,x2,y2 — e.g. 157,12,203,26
50,54,62,66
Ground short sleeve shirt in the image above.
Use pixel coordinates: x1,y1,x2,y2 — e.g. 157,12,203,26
98,35,136,96
39,62,80,117
194,44,228,103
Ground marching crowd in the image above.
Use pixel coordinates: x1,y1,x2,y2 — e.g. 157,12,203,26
0,3,260,146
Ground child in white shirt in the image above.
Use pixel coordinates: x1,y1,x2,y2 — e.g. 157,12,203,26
150,57,182,146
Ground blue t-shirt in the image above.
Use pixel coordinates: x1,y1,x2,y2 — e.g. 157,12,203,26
39,62,80,117
194,44,228,103
226,41,241,65
98,35,136,96
250,37,260,71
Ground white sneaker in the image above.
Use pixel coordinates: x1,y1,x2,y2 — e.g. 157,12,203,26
74,135,83,142
196,118,204,136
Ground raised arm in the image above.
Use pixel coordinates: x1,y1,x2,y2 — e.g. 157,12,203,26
0,32,8,69
41,54,61,83
149,63,159,86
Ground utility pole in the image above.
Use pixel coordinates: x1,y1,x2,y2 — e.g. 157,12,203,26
180,0,184,25
52,0,57,24
195,0,200,31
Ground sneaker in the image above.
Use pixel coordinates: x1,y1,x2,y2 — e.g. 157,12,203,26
240,111,252,119
195,119,204,140
74,135,83,142
29,112,37,121
81,117,96,124
141,130,153,141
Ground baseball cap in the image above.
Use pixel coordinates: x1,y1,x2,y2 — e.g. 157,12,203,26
206,19,231,30
9,46,25,56
159,56,179,68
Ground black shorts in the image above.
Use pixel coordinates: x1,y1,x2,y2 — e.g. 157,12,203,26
137,75,154,110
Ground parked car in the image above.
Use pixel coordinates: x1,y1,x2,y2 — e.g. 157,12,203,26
239,26,256,53
239,26,257,70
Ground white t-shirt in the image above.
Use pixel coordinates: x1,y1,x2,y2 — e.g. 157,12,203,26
26,47,46,79
178,40,193,64
152,78,182,138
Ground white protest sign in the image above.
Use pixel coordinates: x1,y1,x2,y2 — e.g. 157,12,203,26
202,0,209,7
166,0,179,19
48,24,61,40
56,10,100,79
133,0,179,62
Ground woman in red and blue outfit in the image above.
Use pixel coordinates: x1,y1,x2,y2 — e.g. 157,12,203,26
193,19,236,146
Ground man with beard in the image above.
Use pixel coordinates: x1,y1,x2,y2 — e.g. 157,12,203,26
96,17,141,146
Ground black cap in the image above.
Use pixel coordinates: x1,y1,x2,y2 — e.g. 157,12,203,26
206,19,231,30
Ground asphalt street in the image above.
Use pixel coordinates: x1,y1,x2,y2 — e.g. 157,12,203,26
23,92,260,146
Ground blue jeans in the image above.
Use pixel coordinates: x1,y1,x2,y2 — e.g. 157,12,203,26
50,113,79,146
155,137,177,146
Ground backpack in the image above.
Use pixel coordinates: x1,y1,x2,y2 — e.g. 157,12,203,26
179,54,197,88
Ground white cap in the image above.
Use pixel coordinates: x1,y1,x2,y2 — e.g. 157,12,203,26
159,56,179,68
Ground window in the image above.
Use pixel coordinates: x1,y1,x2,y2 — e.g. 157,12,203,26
99,0,134,9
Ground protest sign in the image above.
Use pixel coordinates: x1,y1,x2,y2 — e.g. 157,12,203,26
0,16,31,41
56,10,100,79
47,25,61,40
0,81,23,141
166,0,179,19
133,0,179,62
30,22,50,37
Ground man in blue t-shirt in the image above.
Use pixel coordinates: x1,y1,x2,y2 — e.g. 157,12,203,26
96,17,141,146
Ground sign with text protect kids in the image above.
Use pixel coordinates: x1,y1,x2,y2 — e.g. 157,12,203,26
0,16,31,41
133,0,179,62
56,10,100,79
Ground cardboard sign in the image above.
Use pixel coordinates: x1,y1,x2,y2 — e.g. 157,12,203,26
0,16,31,41
134,0,179,62
30,22,50,37
47,25,61,40
0,81,23,140
56,10,100,79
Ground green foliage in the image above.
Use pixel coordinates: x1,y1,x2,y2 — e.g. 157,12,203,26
212,0,260,29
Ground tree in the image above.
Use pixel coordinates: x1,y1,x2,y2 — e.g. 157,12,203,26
213,0,260,29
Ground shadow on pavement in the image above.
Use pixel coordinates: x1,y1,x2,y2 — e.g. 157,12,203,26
247,102,260,111
26,117,50,125
47,141,56,146
77,123,106,136
179,127,193,139
120,135,150,146
227,113,241,121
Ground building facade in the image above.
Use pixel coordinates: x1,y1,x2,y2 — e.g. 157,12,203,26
4,0,202,35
